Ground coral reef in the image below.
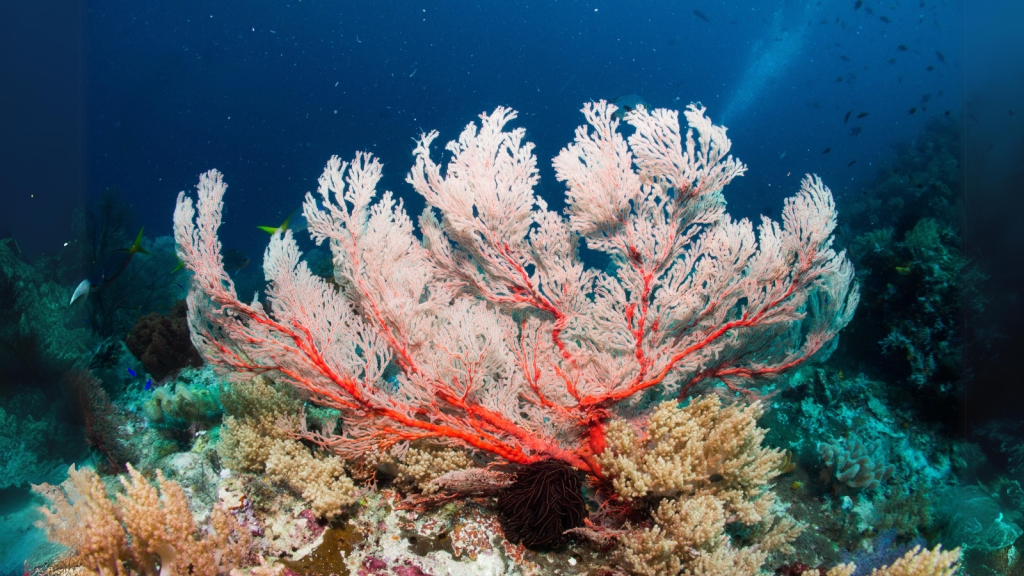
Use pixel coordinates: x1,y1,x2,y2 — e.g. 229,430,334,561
174,102,857,496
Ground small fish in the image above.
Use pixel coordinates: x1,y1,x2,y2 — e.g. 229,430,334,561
841,55,850,62
175,282,187,293
844,110,853,124
857,112,869,119
126,368,137,377
897,44,908,51
693,9,710,23
848,160,857,167
895,266,911,275
936,50,946,62
851,126,862,136
927,65,935,71
909,107,917,114
70,279,91,305
880,15,890,23
889,57,897,64
854,0,862,9
258,210,297,234
779,151,787,159
823,147,832,154
836,76,844,82
223,249,251,274
922,93,931,103
944,110,951,116
145,379,152,390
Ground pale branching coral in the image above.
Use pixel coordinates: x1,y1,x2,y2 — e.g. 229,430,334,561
33,464,250,576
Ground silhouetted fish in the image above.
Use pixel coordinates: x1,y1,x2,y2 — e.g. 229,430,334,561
841,55,850,61
890,58,897,64
927,65,935,71
848,160,857,167
880,16,891,23
854,1,862,10
844,110,852,124
836,76,844,82
857,112,869,119
909,107,917,114
851,127,862,136
897,44,908,51
693,9,710,23
823,148,832,154
223,250,251,274
922,94,931,103
936,50,946,62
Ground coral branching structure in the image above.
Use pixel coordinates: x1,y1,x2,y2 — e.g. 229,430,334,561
173,102,858,487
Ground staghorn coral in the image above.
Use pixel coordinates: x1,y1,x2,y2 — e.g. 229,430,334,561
32,463,251,576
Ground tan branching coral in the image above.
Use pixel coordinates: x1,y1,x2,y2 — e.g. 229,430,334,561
599,396,784,523
218,374,358,518
819,545,960,576
394,444,475,495
264,438,359,519
598,396,801,576
33,464,250,576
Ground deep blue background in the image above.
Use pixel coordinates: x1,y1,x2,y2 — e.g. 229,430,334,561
3,0,978,260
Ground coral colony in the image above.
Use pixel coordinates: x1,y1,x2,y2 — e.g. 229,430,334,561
30,103,963,576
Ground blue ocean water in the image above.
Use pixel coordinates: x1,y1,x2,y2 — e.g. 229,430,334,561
8,0,966,256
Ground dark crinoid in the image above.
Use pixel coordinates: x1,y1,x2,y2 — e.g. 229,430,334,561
497,459,587,550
